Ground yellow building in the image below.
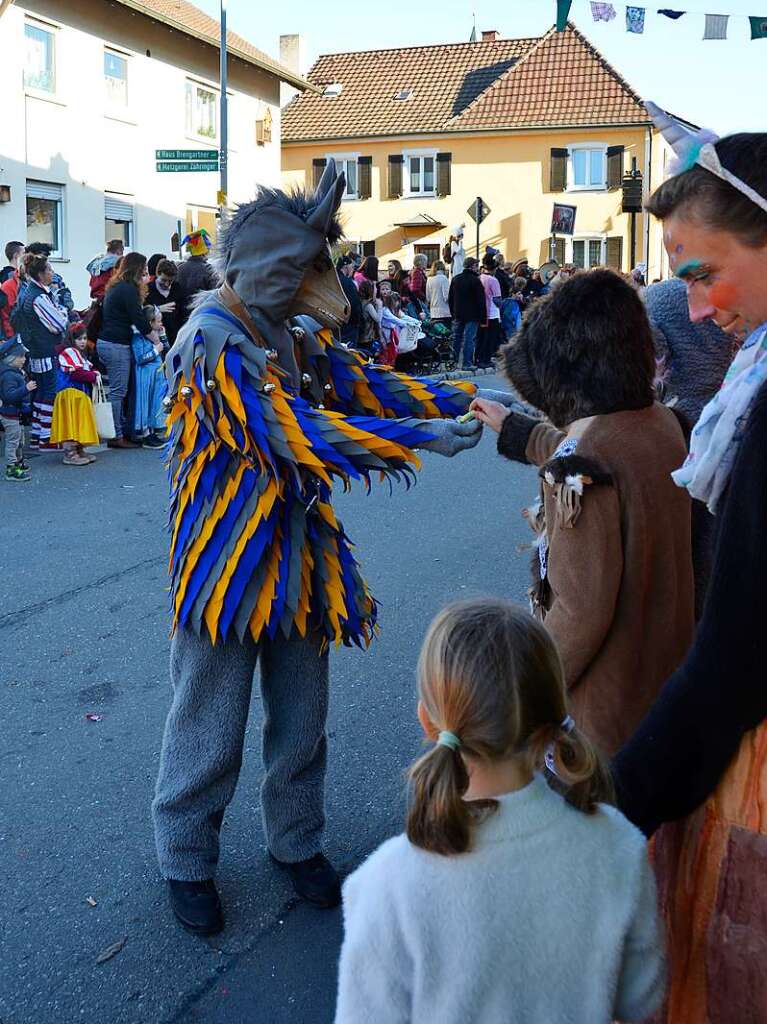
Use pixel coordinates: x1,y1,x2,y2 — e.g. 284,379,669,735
282,23,680,280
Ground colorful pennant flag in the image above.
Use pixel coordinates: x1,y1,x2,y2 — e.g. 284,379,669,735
749,15,767,37
703,13,729,38
626,5,646,32
591,2,617,21
657,8,685,18
556,0,573,31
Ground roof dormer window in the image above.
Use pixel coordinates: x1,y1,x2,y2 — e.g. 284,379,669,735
323,83,343,97
394,88,413,101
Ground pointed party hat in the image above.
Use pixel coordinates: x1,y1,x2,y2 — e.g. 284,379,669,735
646,99,767,214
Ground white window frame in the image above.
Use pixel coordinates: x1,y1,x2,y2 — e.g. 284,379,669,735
568,234,607,269
402,148,438,199
185,78,219,144
567,142,608,192
325,153,360,201
104,47,130,112
24,18,57,98
26,180,65,259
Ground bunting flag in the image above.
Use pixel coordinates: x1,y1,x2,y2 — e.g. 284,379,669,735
626,5,646,31
553,1,764,41
703,13,729,38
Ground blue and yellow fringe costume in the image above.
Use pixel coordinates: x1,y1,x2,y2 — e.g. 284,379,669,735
166,300,475,651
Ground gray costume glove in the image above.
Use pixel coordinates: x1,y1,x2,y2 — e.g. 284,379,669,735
416,417,483,457
476,388,542,419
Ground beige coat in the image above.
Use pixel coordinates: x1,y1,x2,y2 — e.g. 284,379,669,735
523,404,694,757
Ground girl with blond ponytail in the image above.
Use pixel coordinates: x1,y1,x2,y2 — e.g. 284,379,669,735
335,598,665,1024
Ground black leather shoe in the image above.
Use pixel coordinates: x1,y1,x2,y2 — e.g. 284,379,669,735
272,853,341,908
167,879,224,936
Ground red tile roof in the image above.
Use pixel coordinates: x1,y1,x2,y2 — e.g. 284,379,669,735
114,0,315,91
450,24,650,129
282,23,650,142
281,37,535,142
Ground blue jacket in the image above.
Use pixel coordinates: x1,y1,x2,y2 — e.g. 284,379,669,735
0,362,31,416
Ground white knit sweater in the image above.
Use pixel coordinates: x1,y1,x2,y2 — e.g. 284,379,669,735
335,775,664,1024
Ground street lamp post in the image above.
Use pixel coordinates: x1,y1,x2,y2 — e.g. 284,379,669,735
219,0,228,210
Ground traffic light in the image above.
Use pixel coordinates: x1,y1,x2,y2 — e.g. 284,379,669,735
622,172,644,214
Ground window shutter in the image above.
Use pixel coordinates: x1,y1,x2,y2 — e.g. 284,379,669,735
358,156,372,199
387,154,404,198
549,148,568,192
554,238,566,264
607,145,624,190
105,194,133,221
436,152,452,196
26,180,64,202
312,158,327,190
606,236,624,270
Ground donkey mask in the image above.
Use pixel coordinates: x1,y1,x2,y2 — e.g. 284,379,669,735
218,159,350,388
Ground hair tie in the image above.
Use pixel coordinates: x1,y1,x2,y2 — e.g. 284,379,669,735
561,715,575,735
437,730,462,752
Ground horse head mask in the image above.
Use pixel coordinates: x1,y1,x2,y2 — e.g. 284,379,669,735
217,159,350,388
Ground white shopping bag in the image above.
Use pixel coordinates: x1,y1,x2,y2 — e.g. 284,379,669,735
93,381,116,441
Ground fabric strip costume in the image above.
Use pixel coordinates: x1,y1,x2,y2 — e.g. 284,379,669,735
163,165,475,652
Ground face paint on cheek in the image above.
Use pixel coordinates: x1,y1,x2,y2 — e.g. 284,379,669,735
709,280,738,310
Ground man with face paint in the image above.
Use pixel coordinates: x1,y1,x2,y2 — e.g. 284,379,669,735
613,107,767,1022
151,161,500,936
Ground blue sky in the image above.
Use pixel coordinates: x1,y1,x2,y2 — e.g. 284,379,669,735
196,0,765,135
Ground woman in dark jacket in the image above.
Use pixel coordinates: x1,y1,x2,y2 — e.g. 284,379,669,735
146,259,182,346
612,118,767,1022
98,252,153,447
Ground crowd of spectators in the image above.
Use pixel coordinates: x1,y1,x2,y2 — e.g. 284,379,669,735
335,246,558,374
0,236,214,480
0,229,656,484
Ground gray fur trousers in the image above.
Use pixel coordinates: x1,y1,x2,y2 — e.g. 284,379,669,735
152,626,329,880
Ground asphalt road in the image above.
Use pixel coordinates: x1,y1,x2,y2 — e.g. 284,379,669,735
0,375,536,1024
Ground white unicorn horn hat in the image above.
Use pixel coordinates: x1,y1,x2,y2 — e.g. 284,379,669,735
646,99,767,214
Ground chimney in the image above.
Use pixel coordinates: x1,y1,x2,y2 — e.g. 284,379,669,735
279,34,307,107
481,29,500,41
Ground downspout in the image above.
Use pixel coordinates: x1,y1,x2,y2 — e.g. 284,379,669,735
644,126,652,274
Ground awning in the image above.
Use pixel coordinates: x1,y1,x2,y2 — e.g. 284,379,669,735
392,213,446,230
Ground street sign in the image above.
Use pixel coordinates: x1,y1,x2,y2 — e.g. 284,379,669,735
155,149,217,160
156,161,219,173
467,197,490,224
551,202,576,236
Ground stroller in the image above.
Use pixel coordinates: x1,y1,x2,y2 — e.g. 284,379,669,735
400,298,454,375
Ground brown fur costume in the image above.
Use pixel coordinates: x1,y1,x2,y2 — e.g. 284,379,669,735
498,270,694,756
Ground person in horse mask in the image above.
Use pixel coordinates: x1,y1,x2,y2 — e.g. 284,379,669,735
152,161,505,936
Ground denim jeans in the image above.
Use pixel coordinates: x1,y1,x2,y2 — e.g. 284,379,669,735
452,320,478,368
97,339,132,439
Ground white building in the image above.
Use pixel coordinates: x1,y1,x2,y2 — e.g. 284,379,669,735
0,0,313,306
